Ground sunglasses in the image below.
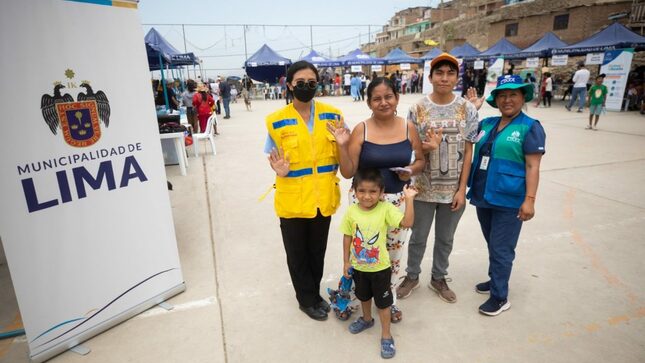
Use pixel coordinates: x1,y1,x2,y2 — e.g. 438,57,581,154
294,80,318,90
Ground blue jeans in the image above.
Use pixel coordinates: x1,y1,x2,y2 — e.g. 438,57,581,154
567,87,586,110
476,207,523,300
222,97,231,117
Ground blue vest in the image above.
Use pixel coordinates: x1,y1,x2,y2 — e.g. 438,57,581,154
467,112,535,209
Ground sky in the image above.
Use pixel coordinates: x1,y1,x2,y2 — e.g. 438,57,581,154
138,0,436,78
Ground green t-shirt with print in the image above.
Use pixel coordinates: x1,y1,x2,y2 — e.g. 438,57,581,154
589,84,607,105
339,202,403,272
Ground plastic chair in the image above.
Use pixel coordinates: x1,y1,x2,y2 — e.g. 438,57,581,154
193,114,217,157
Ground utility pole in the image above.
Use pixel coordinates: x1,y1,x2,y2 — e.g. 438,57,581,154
182,24,189,80
310,25,313,51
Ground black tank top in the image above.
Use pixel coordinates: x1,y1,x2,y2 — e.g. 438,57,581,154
358,120,413,193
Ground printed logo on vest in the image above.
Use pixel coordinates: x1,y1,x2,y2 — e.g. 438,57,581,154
506,130,521,144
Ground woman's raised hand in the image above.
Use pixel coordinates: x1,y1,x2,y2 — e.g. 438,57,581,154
422,127,443,152
326,116,350,146
268,147,290,177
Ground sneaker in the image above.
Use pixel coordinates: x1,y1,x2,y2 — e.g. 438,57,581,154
396,276,419,299
592,128,598,131
576,109,583,113
380,338,396,359
478,297,511,316
565,105,571,111
348,317,374,334
429,277,457,303
585,125,592,130
475,281,490,294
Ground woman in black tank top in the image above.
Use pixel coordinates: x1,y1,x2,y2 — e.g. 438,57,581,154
330,77,424,323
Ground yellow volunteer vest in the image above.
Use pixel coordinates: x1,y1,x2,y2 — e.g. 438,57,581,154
266,101,342,218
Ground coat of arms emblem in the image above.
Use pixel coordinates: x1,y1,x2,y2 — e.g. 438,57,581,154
40,70,111,147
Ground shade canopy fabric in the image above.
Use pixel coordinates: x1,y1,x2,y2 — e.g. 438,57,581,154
382,48,423,64
552,22,645,55
420,47,443,60
300,50,342,67
244,44,292,83
144,28,199,68
507,32,568,59
479,38,522,58
337,49,385,66
449,43,481,58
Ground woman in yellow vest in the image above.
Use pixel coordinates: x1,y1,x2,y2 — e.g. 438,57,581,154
265,61,346,321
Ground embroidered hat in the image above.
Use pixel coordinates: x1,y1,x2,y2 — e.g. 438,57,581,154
485,74,534,108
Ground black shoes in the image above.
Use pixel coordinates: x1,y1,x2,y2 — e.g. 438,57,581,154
299,305,328,321
315,299,331,313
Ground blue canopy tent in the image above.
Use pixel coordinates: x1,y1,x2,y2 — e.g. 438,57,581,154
449,43,481,59
507,32,568,59
420,47,443,60
382,48,423,64
245,44,292,83
478,38,522,58
145,28,200,110
552,22,645,55
300,50,342,67
337,49,385,66
145,28,200,68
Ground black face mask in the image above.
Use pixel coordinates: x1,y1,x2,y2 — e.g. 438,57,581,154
292,87,316,103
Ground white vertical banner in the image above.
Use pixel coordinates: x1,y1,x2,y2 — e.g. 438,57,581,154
483,57,505,101
422,60,433,94
0,1,185,362
600,48,634,111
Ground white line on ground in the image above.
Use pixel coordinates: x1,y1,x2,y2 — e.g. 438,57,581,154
135,296,218,319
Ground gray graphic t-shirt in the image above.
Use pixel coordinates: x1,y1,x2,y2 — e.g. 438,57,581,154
408,95,479,203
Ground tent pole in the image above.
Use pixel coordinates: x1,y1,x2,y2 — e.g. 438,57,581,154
159,53,170,111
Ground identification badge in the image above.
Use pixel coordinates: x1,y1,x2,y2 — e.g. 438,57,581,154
480,156,490,170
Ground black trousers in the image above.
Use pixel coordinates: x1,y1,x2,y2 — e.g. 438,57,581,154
279,210,331,308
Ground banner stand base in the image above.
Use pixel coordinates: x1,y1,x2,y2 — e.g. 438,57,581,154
30,282,186,363
157,302,174,311
69,345,91,356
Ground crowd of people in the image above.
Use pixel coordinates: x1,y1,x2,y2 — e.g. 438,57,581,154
265,56,545,359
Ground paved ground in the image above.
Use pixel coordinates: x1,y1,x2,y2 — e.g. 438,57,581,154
1,94,645,362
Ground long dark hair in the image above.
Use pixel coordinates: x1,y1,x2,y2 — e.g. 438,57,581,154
366,76,398,103
286,61,319,84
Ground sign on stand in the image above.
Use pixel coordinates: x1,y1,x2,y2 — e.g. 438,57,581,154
551,54,568,66
351,65,363,73
525,57,539,68
0,1,185,362
586,53,605,65
474,60,484,70
400,63,411,70
601,48,633,111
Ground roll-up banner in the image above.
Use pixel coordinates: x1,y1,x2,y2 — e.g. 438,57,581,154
483,57,505,100
0,1,185,362
600,48,633,111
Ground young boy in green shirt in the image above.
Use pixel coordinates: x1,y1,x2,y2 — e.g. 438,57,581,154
587,74,608,130
339,168,417,359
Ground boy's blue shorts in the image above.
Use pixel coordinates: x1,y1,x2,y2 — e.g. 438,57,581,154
590,104,603,116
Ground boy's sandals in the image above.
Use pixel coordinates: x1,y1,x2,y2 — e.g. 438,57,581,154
348,317,374,334
390,305,402,323
381,338,396,359
334,308,351,321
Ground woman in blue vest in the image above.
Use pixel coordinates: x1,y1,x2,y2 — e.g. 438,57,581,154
467,75,546,316
265,61,345,321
